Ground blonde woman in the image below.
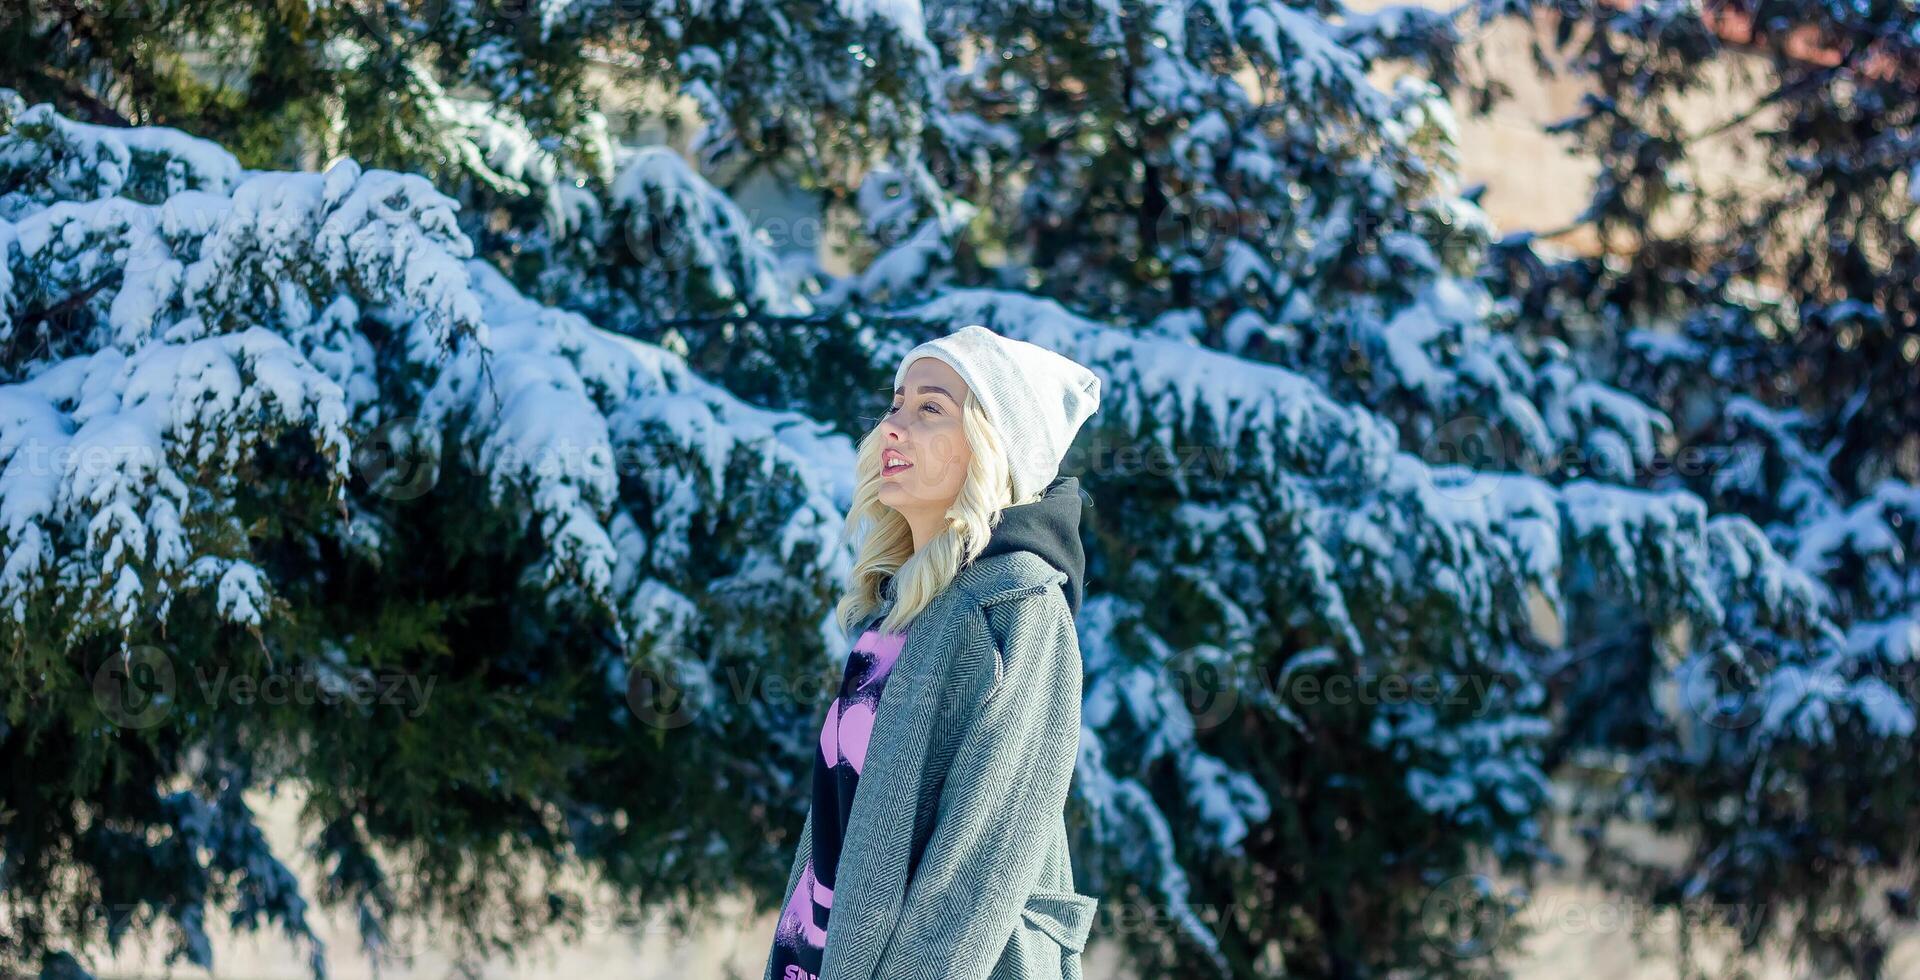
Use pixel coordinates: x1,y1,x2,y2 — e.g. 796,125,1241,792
765,325,1103,980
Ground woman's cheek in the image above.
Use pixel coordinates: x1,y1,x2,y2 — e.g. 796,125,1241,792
939,426,971,491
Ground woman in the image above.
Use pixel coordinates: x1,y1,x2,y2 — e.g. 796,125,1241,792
765,325,1104,980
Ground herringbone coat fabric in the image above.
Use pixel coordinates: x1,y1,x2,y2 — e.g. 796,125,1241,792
764,550,1097,980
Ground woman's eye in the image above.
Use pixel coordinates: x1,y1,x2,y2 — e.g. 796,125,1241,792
922,403,941,415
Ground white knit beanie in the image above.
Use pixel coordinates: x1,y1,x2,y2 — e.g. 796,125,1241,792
893,325,1103,502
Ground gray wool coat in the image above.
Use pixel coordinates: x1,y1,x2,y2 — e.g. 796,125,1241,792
763,550,1098,980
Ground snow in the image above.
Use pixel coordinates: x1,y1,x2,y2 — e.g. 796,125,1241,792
1,323,352,638
824,211,968,304
1626,327,1707,364
606,146,795,317
434,260,855,644
1790,481,1909,578
1755,660,1918,743
1536,360,1672,481
1849,614,1919,664
0,103,854,661
834,0,930,51
1238,1,1390,118
0,102,239,214
1072,598,1240,975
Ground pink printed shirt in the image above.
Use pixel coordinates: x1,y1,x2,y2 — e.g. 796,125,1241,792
768,626,909,980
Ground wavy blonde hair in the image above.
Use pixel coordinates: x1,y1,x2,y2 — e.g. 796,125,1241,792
833,388,1029,637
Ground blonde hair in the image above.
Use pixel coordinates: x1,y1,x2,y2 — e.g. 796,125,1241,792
833,388,1030,637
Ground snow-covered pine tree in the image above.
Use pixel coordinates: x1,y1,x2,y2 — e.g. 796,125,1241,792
0,91,856,977
0,0,940,339
1478,1,1920,975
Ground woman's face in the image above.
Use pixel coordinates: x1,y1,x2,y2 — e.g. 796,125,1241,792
877,357,974,521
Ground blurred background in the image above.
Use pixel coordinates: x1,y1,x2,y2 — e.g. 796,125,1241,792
1,1,1916,978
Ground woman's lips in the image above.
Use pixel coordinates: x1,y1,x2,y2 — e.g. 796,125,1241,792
883,452,913,476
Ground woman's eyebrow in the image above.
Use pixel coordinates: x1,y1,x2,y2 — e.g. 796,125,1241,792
893,385,958,402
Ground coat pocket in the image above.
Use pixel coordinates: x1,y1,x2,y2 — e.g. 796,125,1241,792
1020,889,1098,953
989,890,1099,980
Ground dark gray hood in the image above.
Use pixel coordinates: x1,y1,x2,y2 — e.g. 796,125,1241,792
972,476,1090,617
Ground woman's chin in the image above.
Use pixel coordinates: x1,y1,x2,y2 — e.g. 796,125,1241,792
876,480,933,511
